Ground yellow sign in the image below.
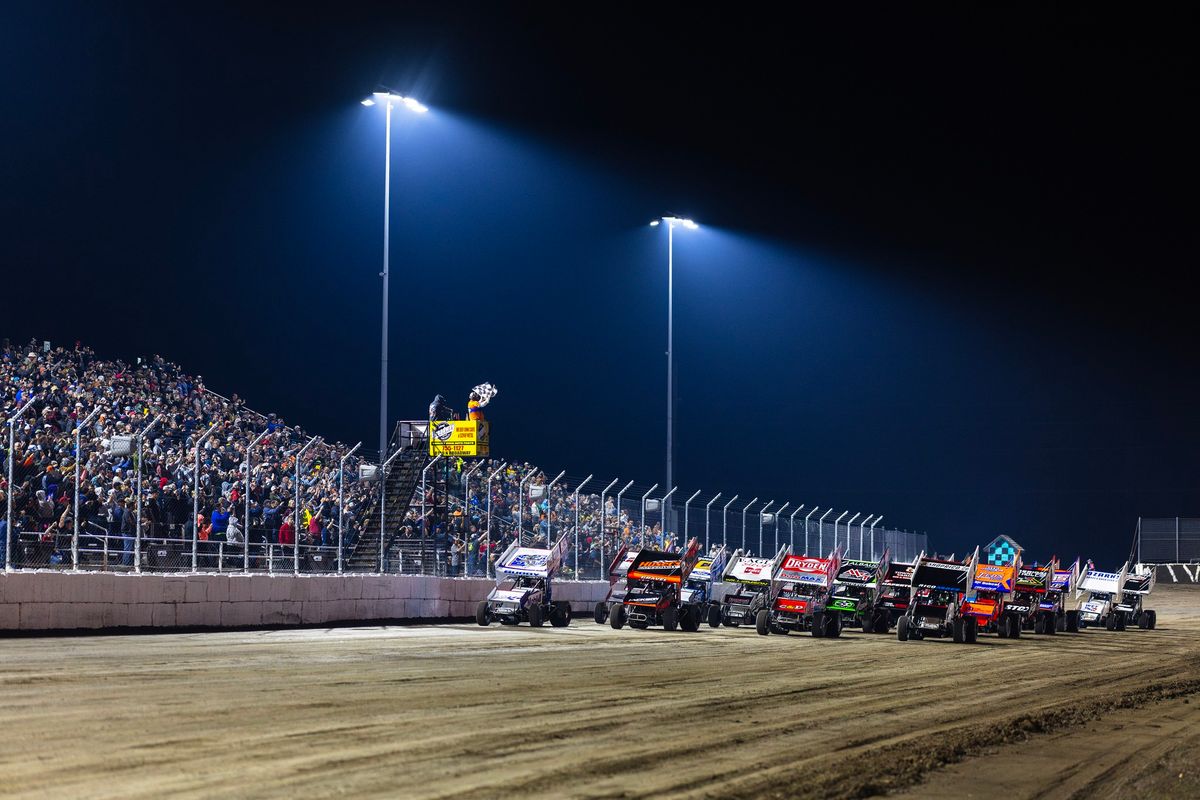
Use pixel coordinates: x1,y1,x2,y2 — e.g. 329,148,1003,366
428,420,490,457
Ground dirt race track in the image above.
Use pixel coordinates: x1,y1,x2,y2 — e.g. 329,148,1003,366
3,587,1200,800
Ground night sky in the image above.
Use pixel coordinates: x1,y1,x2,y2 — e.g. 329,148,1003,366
3,4,1196,564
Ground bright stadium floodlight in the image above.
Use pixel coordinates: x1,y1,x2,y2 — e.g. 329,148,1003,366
361,89,428,461
650,214,700,537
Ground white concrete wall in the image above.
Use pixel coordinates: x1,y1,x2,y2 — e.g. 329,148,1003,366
0,572,609,631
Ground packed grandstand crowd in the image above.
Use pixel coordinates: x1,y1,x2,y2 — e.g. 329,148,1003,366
2,338,674,576
1,339,376,570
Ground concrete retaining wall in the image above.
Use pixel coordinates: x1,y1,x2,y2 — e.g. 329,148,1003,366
0,572,610,631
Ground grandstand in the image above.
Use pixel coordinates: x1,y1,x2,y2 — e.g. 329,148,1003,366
3,338,926,582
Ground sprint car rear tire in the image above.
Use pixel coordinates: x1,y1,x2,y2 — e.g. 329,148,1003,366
755,609,771,636
663,607,678,631
897,616,910,641
874,614,890,634
1008,614,1021,639
593,602,609,625
1043,614,1056,635
997,620,1009,638
1033,616,1045,635
527,603,544,628
1146,610,1157,629
825,612,842,638
707,605,723,628
1066,610,1079,633
1105,613,1117,631
953,618,965,643
475,601,491,627
1115,611,1127,631
811,612,825,638
680,606,700,632
550,602,571,627
965,616,978,643
609,604,625,629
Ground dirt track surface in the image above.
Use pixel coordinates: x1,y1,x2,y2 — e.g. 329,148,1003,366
2,588,1199,799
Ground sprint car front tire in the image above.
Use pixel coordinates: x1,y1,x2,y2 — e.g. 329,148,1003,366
897,616,910,641
811,612,826,638
550,602,571,627
1146,610,1157,629
593,602,609,625
707,605,723,628
609,604,625,629
475,601,491,627
662,607,678,631
528,603,544,628
680,606,700,632
755,609,770,636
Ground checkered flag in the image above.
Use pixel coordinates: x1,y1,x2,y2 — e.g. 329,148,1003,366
472,383,498,407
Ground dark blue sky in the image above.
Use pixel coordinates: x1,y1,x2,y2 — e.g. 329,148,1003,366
2,4,1196,564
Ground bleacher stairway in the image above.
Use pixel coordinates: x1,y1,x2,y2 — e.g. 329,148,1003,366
348,441,427,572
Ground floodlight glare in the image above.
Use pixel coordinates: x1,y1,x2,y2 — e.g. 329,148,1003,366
360,98,376,107
649,220,660,227
368,91,427,113
659,216,698,229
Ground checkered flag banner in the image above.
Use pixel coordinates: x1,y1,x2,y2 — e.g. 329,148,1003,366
472,383,498,407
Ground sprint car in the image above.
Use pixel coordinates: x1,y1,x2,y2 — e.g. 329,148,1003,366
755,546,843,637
683,545,728,625
897,551,977,643
960,548,1024,639
1013,559,1079,634
593,544,638,624
476,535,572,627
830,550,889,631
710,546,785,627
1077,561,1157,630
609,538,704,631
860,557,912,634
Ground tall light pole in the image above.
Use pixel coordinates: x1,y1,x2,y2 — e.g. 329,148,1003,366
362,90,427,458
650,215,697,534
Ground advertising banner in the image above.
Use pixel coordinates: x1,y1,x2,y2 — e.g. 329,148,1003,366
429,420,490,456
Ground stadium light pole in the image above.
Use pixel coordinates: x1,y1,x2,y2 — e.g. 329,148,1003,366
683,489,701,551
517,470,536,546
704,492,721,552
361,90,428,460
245,427,272,574
192,422,220,572
774,502,790,554
757,501,774,557
6,396,36,573
788,504,804,553
639,484,659,549
597,478,619,579
740,497,759,555
336,441,361,574
649,216,698,536
484,462,508,579
869,515,883,561
72,407,101,570
817,509,833,554
721,495,738,550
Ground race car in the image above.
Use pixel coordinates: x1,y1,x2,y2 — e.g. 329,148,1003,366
897,550,977,643
755,546,843,637
1013,558,1079,634
683,545,729,625
860,557,912,634
1077,561,1157,630
609,538,704,631
710,546,786,628
593,544,638,624
476,534,572,628
960,548,1023,639
829,549,889,631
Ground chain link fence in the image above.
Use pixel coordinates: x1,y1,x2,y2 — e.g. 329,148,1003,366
1137,517,1200,564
